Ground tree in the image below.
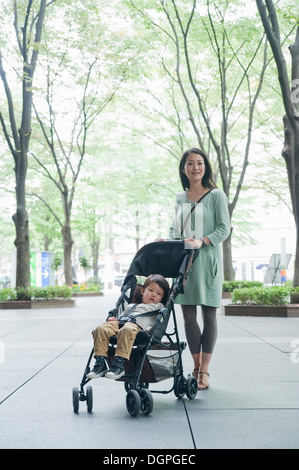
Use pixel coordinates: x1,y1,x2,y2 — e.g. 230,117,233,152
30,1,133,285
256,0,299,285
72,189,105,282
0,0,52,289
32,58,121,285
128,0,269,279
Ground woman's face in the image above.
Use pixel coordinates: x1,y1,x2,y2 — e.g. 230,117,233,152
183,153,206,184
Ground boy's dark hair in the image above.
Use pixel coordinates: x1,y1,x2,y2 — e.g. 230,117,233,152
143,274,170,305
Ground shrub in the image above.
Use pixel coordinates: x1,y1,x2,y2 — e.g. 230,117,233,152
290,287,299,304
222,280,263,292
85,282,101,292
28,287,50,300
0,285,72,302
52,285,72,299
16,287,31,301
72,281,102,294
231,286,290,306
0,288,17,302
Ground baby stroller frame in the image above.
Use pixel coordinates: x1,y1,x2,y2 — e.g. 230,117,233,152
72,241,199,417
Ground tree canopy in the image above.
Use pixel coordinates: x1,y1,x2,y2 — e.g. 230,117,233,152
0,0,297,286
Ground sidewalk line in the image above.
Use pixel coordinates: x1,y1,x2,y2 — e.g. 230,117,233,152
183,399,197,449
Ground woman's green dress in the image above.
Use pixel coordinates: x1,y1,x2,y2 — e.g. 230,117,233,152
169,189,230,308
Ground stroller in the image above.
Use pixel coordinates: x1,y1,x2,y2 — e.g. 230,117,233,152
72,240,199,417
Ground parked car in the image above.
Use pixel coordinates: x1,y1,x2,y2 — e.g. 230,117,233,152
114,274,126,287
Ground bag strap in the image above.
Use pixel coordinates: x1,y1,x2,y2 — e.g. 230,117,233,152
181,189,213,236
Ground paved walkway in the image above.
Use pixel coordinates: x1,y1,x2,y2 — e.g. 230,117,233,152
0,291,299,450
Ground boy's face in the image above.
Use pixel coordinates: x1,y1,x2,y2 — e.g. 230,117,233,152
141,281,164,304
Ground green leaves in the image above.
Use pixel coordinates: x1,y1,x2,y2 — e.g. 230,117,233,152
222,280,263,292
0,285,72,301
231,286,291,306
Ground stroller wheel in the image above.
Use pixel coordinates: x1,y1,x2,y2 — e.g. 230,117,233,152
124,380,134,392
126,390,141,417
86,386,93,412
139,389,153,415
174,375,186,399
72,387,80,413
185,376,198,400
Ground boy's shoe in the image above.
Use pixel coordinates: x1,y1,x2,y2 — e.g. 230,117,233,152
105,356,126,380
86,357,108,379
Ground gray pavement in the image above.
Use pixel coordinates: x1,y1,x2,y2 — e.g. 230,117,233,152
0,291,299,450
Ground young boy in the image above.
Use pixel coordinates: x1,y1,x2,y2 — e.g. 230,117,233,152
87,274,169,380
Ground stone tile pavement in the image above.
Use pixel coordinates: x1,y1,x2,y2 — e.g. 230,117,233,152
0,292,299,450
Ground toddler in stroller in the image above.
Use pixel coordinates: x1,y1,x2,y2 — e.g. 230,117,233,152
87,274,170,380
72,240,199,417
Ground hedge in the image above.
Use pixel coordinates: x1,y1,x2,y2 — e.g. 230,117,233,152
0,285,72,302
222,280,263,292
231,286,299,306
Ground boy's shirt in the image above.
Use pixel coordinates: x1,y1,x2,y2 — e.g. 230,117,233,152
120,302,164,331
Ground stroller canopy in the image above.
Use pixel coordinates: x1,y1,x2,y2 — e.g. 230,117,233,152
122,240,198,289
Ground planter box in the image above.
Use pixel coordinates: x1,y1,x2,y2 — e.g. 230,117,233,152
0,299,76,309
223,304,299,317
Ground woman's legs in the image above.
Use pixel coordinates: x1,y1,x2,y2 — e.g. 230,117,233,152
181,305,201,373
181,304,217,389
199,305,217,388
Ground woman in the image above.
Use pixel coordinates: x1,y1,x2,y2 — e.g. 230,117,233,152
169,148,230,389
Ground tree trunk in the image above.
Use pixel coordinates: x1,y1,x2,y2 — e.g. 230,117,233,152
223,235,235,281
282,114,299,285
13,208,30,290
291,119,299,285
0,0,47,290
62,222,73,286
294,227,299,286
92,239,100,279
12,123,30,289
256,1,299,285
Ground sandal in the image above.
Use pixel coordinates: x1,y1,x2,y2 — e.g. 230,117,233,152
198,371,210,390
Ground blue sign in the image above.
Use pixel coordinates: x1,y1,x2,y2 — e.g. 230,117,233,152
41,252,50,287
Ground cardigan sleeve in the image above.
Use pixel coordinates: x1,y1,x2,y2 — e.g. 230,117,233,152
206,190,231,247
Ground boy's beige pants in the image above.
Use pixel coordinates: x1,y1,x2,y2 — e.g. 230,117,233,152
92,320,141,360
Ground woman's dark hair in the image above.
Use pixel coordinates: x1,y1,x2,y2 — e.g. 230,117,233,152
179,148,217,190
143,274,170,305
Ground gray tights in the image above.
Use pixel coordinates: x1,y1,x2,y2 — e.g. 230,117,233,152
181,305,217,355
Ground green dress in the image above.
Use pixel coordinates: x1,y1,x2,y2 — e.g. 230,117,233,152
169,189,230,308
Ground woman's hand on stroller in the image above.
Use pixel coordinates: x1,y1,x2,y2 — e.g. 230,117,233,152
184,237,203,249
